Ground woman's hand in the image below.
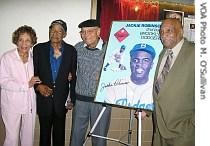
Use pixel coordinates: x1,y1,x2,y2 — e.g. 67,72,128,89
29,76,41,88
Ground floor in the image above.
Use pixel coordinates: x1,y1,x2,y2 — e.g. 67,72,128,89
0,107,153,146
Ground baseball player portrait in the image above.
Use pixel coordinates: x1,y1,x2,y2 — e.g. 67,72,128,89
103,44,127,72
104,43,156,110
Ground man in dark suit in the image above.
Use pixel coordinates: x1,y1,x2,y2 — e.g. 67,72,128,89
33,19,77,146
152,18,194,146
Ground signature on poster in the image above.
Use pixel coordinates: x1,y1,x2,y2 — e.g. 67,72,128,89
100,79,129,92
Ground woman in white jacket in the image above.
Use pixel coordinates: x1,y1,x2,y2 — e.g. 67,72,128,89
0,25,41,146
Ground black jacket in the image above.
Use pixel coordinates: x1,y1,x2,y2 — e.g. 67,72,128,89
33,41,77,116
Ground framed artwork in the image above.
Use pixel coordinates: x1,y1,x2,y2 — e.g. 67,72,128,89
163,9,184,25
94,21,163,111
183,17,195,42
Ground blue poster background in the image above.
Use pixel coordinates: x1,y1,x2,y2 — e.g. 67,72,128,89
95,21,163,111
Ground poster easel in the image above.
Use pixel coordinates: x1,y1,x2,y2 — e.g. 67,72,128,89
83,105,142,146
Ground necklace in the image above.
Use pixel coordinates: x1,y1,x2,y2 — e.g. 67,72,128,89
18,52,29,63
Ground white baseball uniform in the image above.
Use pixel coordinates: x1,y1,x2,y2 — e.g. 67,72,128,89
105,77,153,110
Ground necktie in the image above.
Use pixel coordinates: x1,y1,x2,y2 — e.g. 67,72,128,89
155,49,173,95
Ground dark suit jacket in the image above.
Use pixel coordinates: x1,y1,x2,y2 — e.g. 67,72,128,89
33,41,77,116
153,40,195,139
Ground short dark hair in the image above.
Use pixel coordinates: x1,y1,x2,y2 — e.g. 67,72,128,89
49,19,67,32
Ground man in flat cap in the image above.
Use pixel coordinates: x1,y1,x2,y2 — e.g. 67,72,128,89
105,43,155,110
33,19,77,146
68,19,111,146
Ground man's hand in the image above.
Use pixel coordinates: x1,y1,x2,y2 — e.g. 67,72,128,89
68,72,72,81
134,110,147,120
36,84,53,97
66,100,74,110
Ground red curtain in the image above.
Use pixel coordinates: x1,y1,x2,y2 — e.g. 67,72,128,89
100,0,160,41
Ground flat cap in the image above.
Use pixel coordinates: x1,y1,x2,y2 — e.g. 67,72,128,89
78,19,100,28
49,19,67,32
130,43,156,59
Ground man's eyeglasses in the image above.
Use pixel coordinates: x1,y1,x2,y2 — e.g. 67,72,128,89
79,28,97,35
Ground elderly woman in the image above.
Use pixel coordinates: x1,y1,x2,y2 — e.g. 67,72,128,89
0,25,41,146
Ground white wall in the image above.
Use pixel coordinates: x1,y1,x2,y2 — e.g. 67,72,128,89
0,0,92,56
